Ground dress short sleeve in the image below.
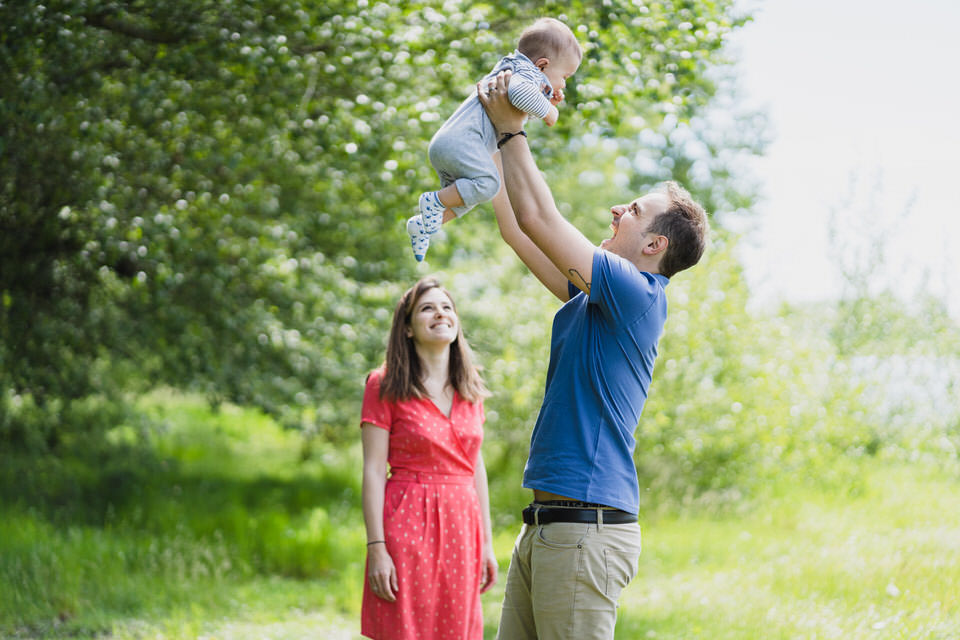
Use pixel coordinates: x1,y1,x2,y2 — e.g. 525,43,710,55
360,368,392,431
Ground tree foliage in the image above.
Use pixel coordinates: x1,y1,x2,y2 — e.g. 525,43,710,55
1,0,748,450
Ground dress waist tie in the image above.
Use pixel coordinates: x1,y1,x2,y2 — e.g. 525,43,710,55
388,469,474,485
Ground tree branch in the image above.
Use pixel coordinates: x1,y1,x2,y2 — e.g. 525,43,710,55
291,42,334,56
83,10,185,44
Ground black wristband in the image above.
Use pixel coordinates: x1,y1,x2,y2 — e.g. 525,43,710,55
497,130,527,149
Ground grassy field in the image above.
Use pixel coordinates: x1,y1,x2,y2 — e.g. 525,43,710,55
612,463,960,639
2,394,958,639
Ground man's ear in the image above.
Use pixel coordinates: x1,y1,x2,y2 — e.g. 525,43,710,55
535,57,550,71
643,235,668,256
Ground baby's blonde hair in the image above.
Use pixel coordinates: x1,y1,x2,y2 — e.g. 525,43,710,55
517,18,582,63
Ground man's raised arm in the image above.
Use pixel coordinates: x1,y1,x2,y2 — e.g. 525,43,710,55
490,152,570,301
478,71,597,295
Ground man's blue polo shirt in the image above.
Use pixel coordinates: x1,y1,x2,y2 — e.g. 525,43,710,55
522,248,669,514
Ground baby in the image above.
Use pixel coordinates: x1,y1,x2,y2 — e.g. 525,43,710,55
408,17,583,261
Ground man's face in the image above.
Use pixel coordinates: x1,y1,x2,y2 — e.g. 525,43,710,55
600,192,669,257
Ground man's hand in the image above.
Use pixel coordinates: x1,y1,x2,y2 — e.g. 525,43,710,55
477,70,526,135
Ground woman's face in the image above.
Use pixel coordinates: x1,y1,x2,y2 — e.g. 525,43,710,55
406,287,459,347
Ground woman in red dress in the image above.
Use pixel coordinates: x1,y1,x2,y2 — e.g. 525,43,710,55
360,277,498,640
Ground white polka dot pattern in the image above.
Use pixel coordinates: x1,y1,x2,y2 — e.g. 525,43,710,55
360,369,486,640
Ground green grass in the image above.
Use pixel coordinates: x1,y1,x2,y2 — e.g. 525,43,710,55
1,392,365,638
612,463,960,639
2,392,958,638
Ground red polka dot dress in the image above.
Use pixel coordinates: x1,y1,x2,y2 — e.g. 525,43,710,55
360,368,486,640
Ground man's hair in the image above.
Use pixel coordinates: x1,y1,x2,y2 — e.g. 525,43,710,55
380,277,490,404
517,18,583,63
646,181,709,278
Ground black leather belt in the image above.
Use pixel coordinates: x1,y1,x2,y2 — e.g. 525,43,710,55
522,505,636,525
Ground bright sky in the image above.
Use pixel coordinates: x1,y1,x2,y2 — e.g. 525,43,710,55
729,0,960,317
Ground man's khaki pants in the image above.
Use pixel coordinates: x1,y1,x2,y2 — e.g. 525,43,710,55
495,520,642,640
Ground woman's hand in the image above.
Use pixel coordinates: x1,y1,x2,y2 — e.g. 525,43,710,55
477,70,526,135
479,542,498,594
367,543,399,602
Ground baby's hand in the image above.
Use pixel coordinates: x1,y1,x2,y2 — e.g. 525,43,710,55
543,104,559,127
550,88,564,106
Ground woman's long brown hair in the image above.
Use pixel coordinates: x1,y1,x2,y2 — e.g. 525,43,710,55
379,277,490,404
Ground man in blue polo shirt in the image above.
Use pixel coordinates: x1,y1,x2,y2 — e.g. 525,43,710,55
479,72,709,639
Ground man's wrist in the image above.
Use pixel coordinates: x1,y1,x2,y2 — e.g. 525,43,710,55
497,130,527,149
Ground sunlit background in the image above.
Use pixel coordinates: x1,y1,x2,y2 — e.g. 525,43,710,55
733,0,960,317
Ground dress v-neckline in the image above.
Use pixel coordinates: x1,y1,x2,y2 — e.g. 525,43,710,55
422,379,455,419
424,391,473,463
425,392,454,420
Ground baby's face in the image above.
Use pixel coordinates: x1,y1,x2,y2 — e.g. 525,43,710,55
541,49,580,96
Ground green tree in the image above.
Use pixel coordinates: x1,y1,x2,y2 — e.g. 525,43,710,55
1,1,747,452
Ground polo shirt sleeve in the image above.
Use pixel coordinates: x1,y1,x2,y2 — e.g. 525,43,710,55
588,248,665,327
360,369,392,431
